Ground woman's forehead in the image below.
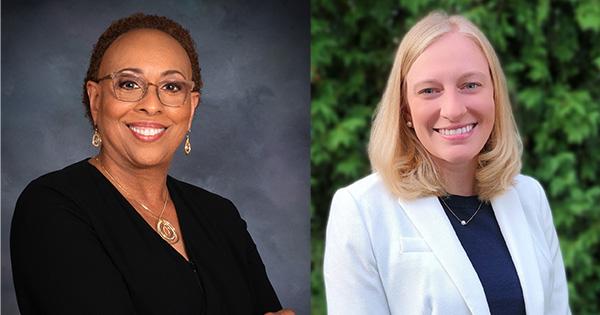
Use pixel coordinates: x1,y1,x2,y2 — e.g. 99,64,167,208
407,32,489,82
98,28,192,78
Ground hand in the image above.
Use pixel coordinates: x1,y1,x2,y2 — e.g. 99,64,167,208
265,308,295,315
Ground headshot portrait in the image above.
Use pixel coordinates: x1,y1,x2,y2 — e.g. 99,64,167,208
1,0,309,314
311,2,599,315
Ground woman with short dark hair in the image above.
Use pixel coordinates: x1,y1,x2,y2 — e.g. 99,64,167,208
11,13,292,315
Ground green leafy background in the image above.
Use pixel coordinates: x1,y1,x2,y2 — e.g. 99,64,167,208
311,0,600,314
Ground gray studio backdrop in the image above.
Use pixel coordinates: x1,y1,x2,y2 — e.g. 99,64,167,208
1,0,309,314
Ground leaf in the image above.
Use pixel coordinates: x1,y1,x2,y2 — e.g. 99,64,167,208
576,0,600,32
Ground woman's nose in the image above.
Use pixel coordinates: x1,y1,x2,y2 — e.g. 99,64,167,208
439,90,467,122
135,84,163,115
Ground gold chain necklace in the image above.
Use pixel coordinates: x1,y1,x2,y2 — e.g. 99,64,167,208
439,196,484,226
96,157,179,244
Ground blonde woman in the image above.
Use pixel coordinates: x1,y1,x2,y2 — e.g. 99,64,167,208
324,11,570,315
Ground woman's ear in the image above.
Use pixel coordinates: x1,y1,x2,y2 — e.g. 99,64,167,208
187,91,200,130
402,102,412,126
86,81,102,124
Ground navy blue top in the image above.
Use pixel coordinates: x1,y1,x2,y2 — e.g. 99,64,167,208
439,195,526,315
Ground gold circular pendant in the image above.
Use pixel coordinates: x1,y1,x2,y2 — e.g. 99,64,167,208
157,218,179,244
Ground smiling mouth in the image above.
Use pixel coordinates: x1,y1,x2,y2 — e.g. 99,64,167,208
128,125,167,138
433,123,477,136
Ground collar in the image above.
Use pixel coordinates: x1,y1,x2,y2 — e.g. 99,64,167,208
398,186,543,314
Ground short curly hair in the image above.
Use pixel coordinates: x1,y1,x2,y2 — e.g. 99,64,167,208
82,13,202,126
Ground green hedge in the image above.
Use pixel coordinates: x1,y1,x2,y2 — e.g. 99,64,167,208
311,0,600,314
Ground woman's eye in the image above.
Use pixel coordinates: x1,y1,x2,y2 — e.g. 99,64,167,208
118,80,141,90
418,88,436,95
162,82,182,93
463,82,481,90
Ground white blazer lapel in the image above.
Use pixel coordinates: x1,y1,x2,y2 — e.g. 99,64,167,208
399,196,490,315
492,187,544,314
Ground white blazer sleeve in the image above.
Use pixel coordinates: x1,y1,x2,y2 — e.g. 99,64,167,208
535,181,571,314
323,188,391,315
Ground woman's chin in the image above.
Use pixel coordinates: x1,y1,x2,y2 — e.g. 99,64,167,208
123,150,173,168
433,153,479,168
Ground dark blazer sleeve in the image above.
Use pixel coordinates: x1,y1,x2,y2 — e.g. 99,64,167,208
10,181,136,315
223,200,282,314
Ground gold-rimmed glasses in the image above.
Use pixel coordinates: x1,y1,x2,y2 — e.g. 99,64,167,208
96,70,195,107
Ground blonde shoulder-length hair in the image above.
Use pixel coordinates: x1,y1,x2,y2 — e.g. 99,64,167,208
368,11,522,201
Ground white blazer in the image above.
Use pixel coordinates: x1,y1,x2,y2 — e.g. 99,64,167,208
324,174,570,315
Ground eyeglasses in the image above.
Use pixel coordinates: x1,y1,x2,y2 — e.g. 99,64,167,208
96,71,195,107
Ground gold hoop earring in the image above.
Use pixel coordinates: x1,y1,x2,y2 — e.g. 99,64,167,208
406,121,413,128
184,131,191,155
92,127,102,147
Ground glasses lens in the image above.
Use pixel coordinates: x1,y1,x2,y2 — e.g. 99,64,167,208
113,74,145,102
158,80,193,107
110,73,193,106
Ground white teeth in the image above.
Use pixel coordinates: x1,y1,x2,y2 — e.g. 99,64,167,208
438,124,474,136
129,126,165,137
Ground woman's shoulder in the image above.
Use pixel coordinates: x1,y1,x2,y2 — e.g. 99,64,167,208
505,174,556,228
26,158,95,190
19,159,96,201
166,178,249,239
513,174,545,192
512,174,548,206
335,173,394,205
14,159,97,228
509,175,562,255
166,177,242,221
167,177,233,206
330,173,399,223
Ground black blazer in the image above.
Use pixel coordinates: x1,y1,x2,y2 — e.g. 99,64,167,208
11,159,281,315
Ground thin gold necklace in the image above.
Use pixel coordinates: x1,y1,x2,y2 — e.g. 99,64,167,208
439,196,484,226
96,157,179,244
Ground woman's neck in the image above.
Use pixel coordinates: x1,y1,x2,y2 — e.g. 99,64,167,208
437,159,477,196
90,152,169,204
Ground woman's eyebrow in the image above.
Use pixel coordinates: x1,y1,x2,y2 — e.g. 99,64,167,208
412,80,440,92
458,71,487,81
161,69,186,77
115,68,186,78
117,67,143,74
414,79,438,86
